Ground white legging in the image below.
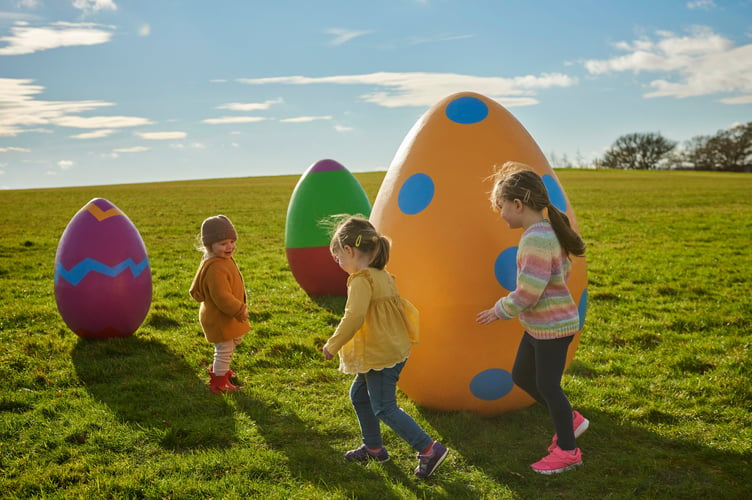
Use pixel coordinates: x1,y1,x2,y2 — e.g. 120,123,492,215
213,337,242,376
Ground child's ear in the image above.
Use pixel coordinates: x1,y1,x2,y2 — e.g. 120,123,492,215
513,199,524,211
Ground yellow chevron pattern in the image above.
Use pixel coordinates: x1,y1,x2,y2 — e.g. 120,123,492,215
85,203,123,221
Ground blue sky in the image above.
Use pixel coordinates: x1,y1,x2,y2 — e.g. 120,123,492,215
1,0,750,190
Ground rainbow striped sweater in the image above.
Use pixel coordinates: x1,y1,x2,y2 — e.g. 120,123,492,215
493,221,580,339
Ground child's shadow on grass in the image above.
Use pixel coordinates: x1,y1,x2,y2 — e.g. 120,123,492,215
232,388,472,498
72,336,237,451
417,405,751,497
231,389,405,498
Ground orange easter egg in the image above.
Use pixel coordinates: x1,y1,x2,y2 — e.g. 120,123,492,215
370,92,587,415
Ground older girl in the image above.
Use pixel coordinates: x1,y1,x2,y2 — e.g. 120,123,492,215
477,163,589,474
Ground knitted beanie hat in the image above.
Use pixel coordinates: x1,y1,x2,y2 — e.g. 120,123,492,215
201,215,237,247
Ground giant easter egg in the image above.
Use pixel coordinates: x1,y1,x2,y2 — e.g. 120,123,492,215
54,198,152,339
285,159,372,296
370,92,588,415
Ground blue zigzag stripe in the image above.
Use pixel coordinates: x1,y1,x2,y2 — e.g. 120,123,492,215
55,257,150,286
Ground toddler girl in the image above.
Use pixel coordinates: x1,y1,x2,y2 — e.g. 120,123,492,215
190,215,250,393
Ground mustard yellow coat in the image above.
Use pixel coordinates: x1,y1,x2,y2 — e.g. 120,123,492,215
324,268,419,374
189,256,250,343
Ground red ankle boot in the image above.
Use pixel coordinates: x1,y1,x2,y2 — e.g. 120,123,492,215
207,366,236,379
208,372,241,393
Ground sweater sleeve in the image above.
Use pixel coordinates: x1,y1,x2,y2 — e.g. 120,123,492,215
204,263,246,320
324,274,372,354
494,230,554,319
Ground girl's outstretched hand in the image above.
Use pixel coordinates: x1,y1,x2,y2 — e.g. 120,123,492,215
322,346,334,360
476,308,499,325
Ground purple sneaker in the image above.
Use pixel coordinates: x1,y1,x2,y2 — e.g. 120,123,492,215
344,444,390,463
415,441,449,478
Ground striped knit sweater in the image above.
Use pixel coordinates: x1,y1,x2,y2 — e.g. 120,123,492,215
493,220,580,339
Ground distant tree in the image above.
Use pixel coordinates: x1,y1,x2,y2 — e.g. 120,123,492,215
575,149,586,168
560,153,571,168
548,151,560,168
685,122,752,172
600,132,677,170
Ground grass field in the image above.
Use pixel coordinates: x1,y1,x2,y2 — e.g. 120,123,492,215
1,169,750,499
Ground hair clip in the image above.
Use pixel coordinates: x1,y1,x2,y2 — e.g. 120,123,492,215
355,234,362,247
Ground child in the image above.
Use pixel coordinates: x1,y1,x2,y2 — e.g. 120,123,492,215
322,216,449,479
476,162,589,475
189,215,250,394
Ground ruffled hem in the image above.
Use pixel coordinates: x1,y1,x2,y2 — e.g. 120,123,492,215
338,352,410,375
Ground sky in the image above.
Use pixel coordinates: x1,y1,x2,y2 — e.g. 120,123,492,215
0,0,751,190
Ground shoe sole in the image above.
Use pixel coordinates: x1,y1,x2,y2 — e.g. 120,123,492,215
574,417,590,438
417,448,449,478
532,460,582,475
548,416,590,452
344,452,390,464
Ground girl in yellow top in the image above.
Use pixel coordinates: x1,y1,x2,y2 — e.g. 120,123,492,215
323,216,448,479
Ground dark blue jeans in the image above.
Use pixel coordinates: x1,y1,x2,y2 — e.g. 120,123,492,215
349,360,432,452
512,332,577,450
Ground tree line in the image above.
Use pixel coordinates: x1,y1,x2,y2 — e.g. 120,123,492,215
549,121,752,172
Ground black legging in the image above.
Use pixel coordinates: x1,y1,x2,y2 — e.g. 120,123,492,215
512,332,576,451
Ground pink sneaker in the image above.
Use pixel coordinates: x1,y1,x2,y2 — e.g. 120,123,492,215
548,410,589,452
531,446,582,474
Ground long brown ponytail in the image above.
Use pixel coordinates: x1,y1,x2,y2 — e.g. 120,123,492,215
490,162,586,257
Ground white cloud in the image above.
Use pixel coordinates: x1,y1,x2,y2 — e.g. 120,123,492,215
0,11,36,21
407,33,474,46
0,21,114,55
280,116,332,123
0,78,118,136
73,0,117,14
720,95,752,104
136,131,187,140
583,27,752,102
0,146,30,152
326,28,371,46
686,0,715,10
202,116,268,124
334,124,353,132
70,129,114,139
113,146,149,153
58,160,74,170
138,23,150,37
237,71,577,108
216,98,283,111
54,115,151,128
169,142,205,150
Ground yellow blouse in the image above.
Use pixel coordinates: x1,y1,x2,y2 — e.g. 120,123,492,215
324,268,419,374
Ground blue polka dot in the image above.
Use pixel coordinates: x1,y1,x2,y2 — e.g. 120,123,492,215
578,288,588,330
470,368,514,401
542,174,567,212
494,246,517,291
445,96,488,124
398,173,434,215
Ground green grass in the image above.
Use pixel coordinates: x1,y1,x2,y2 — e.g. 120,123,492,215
1,170,750,499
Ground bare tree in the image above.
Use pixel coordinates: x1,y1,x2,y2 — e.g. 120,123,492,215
685,122,752,172
600,132,677,170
